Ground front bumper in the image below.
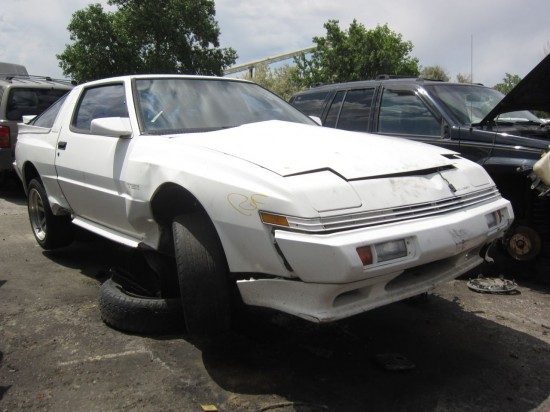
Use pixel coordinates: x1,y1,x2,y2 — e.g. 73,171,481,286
237,197,513,322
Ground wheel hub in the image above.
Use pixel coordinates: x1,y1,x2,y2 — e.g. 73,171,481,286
506,226,541,261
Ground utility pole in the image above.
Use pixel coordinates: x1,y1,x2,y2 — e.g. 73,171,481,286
470,34,474,83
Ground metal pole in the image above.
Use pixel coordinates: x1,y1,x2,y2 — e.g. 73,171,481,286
470,34,473,83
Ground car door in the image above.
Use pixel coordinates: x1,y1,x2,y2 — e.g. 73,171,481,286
55,82,137,236
372,86,459,153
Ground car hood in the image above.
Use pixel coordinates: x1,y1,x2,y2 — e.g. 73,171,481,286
175,120,455,180
480,54,550,125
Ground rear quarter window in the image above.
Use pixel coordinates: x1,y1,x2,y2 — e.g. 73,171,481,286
291,91,329,117
6,88,68,121
32,94,68,129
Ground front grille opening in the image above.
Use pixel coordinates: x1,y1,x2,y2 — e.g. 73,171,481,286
318,187,500,233
333,285,373,307
385,255,459,291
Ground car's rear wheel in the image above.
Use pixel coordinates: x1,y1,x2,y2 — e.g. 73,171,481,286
27,179,73,249
172,212,232,339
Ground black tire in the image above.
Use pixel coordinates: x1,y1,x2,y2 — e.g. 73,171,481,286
27,179,73,249
172,212,232,339
99,278,184,334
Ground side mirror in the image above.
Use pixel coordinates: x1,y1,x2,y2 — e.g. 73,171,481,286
90,117,132,138
309,115,322,126
22,115,36,124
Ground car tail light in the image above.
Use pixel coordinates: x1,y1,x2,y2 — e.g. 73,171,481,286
0,125,10,149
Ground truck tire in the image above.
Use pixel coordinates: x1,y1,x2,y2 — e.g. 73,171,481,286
27,179,73,249
99,278,184,334
172,213,232,339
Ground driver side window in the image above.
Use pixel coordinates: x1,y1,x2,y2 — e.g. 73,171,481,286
72,84,128,133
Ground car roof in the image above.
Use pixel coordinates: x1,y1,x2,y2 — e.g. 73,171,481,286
0,75,74,89
79,74,252,88
294,78,487,96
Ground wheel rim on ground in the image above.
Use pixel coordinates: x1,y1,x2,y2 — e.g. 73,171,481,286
28,188,47,241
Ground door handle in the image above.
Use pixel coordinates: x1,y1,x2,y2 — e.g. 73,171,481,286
57,141,67,150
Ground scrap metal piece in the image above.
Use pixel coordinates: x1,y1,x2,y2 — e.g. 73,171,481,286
467,276,518,294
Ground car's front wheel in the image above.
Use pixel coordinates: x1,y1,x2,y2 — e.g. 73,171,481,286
27,179,73,249
172,212,232,339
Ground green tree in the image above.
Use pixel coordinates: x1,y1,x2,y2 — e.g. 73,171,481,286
58,1,237,83
244,64,304,100
494,73,522,94
294,20,419,87
456,73,472,83
420,65,449,81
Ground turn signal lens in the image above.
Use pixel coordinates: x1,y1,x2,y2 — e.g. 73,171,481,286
259,212,289,227
356,246,373,266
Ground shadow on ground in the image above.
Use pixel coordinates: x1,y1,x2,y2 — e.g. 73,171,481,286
195,296,549,411
0,172,24,198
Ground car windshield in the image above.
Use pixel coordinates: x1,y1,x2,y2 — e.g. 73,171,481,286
425,84,542,125
135,78,313,134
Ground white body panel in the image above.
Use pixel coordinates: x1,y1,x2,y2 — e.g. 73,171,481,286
14,75,514,323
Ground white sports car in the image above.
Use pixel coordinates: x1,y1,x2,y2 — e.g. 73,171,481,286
15,75,513,336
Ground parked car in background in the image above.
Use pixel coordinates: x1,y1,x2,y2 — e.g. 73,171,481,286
15,75,512,338
0,62,73,185
290,55,550,272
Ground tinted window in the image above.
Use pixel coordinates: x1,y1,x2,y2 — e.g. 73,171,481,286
378,89,440,136
32,94,68,128
73,84,128,132
337,89,375,132
291,91,329,117
6,88,68,121
324,91,345,128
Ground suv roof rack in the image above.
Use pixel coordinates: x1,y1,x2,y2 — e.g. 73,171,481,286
376,74,447,82
0,73,76,86
375,74,418,80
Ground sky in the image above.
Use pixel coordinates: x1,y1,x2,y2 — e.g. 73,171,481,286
1,0,549,86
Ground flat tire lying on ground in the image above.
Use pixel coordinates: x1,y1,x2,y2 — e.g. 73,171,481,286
172,212,232,340
26,179,73,249
99,278,184,334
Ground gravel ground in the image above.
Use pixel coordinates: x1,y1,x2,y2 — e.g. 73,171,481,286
0,179,549,411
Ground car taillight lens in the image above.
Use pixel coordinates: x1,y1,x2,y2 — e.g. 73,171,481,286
0,125,10,149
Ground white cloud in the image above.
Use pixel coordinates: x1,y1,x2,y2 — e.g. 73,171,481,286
1,0,549,86
0,0,107,78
